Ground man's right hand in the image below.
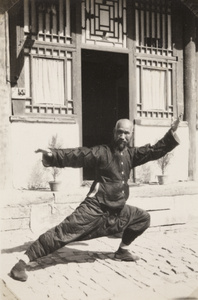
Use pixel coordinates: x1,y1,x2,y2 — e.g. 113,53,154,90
35,148,53,156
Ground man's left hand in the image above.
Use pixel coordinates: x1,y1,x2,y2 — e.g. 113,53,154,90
171,113,183,132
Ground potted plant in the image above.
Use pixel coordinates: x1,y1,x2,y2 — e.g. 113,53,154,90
157,152,173,185
48,134,62,191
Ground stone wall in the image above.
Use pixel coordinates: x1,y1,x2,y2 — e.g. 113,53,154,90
1,182,198,233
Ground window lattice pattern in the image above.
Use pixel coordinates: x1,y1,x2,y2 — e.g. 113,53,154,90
136,58,173,118
24,0,72,44
135,0,172,56
81,0,127,48
24,47,74,115
25,99,74,115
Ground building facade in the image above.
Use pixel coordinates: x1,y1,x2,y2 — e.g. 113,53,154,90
0,0,198,191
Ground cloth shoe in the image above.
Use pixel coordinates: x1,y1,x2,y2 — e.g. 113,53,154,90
114,247,139,261
10,260,28,282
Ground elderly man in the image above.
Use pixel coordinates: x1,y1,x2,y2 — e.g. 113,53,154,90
10,116,181,281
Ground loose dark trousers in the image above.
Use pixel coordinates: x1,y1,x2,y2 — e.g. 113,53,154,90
25,197,150,261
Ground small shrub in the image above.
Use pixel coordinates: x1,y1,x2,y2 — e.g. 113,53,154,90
28,160,50,189
48,134,63,182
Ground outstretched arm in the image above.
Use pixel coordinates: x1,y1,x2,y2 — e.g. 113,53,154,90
132,114,182,168
35,146,101,169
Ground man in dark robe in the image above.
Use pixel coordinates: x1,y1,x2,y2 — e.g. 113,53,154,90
10,116,182,281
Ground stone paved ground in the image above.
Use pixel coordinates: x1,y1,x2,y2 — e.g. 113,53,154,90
1,213,198,300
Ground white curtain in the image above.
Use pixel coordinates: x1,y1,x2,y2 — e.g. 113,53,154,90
32,57,65,105
142,69,166,111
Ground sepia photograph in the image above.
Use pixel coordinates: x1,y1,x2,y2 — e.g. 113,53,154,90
0,0,198,299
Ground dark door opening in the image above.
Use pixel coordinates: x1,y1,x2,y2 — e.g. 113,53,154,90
82,49,129,180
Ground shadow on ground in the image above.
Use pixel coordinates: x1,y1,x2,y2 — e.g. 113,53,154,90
26,245,115,273
2,241,118,277
1,242,33,254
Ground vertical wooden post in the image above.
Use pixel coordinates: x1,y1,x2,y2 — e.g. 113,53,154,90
127,0,136,124
172,1,184,118
73,1,83,182
127,1,136,182
74,1,82,144
184,8,197,181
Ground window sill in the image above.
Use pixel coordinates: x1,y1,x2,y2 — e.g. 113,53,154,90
135,118,188,127
10,114,77,124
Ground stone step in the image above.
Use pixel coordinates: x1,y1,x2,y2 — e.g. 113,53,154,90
1,181,198,232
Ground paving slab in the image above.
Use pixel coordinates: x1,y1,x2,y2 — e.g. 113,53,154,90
1,192,198,300
1,222,198,300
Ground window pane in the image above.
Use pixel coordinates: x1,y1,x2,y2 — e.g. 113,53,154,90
32,57,65,105
142,69,166,111
135,0,172,55
67,59,72,100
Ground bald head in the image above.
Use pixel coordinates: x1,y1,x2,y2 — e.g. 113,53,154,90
114,119,133,132
113,119,133,151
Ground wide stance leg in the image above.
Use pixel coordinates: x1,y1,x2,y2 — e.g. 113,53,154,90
25,198,106,261
10,200,150,280
10,197,106,281
115,205,150,261
122,206,150,245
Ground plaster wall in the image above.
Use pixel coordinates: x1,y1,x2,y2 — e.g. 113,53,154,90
0,13,12,190
10,121,192,191
10,122,82,190
134,123,189,183
196,129,198,181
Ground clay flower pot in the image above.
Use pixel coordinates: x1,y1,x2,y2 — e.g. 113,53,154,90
157,175,168,185
49,181,61,191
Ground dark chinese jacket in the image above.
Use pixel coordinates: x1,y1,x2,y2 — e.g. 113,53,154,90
43,129,179,209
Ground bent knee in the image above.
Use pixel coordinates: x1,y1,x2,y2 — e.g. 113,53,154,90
144,211,151,228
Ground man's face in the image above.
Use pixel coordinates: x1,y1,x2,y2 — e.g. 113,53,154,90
113,120,133,151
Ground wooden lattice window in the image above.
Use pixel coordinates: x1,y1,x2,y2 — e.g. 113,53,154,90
23,47,74,116
11,0,75,118
135,0,172,56
24,0,72,44
136,59,174,118
81,0,127,48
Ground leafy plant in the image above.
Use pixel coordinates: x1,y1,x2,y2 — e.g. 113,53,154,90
28,160,49,190
157,152,173,175
48,134,62,182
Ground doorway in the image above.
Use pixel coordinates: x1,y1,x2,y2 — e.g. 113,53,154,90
82,49,129,179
